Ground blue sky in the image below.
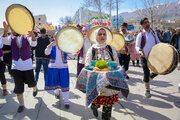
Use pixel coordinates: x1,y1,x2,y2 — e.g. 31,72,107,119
0,0,178,28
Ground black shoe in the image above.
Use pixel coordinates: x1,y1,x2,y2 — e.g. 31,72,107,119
145,90,151,98
17,106,25,113
3,89,8,96
65,104,70,109
33,88,38,97
91,104,98,117
126,75,130,79
136,64,140,67
55,94,60,99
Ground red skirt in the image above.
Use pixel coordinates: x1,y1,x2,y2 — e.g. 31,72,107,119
93,94,118,106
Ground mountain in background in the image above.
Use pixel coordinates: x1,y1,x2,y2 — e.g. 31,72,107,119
118,1,180,21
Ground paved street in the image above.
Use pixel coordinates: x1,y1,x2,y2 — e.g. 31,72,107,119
0,60,180,120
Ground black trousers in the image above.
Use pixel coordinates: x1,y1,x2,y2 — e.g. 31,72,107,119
0,61,6,85
118,54,130,71
140,57,158,83
12,70,36,94
3,53,12,76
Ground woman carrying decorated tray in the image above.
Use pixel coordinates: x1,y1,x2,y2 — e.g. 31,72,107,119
85,27,121,120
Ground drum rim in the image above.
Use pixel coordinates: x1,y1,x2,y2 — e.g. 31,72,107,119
162,46,179,75
5,4,35,35
56,26,84,54
88,26,113,45
112,32,125,51
148,43,178,75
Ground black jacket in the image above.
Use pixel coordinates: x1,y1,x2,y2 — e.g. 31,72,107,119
35,35,50,59
169,33,180,50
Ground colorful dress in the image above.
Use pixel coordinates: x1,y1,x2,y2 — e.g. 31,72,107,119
45,45,72,105
85,43,120,106
45,45,69,91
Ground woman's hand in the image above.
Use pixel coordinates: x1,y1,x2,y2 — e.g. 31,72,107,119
74,50,80,56
48,41,56,49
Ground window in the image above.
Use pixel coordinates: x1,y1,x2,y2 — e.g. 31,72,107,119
39,23,41,25
38,18,41,21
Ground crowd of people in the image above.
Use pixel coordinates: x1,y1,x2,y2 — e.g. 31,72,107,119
0,17,179,120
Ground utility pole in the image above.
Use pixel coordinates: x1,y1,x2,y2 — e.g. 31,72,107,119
99,0,102,23
116,0,119,32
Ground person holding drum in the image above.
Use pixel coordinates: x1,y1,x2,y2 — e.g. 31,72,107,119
85,28,120,120
135,18,161,98
119,22,132,79
2,21,38,112
44,32,75,109
76,27,91,77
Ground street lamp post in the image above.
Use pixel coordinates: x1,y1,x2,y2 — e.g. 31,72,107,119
116,0,119,32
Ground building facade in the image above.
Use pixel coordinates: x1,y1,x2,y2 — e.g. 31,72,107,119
34,14,48,26
72,7,108,25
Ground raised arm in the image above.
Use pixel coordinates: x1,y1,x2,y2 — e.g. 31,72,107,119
2,21,11,45
85,47,92,66
27,31,37,47
45,41,55,55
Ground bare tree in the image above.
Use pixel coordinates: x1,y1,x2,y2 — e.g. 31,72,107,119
135,0,170,29
59,16,73,25
83,0,104,22
104,0,123,18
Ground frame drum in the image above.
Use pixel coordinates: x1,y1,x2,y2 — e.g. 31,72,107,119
147,43,179,75
5,4,35,35
111,32,125,51
56,26,84,54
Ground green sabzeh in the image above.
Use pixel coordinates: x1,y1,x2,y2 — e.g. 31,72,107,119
95,60,108,69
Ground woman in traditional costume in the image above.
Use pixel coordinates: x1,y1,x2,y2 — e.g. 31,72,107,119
76,27,91,77
85,28,120,120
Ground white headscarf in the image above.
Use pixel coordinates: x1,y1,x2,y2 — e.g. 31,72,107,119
92,28,107,48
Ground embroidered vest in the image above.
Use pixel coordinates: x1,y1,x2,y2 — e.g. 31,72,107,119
50,46,67,63
92,45,114,61
140,29,158,49
11,36,31,61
